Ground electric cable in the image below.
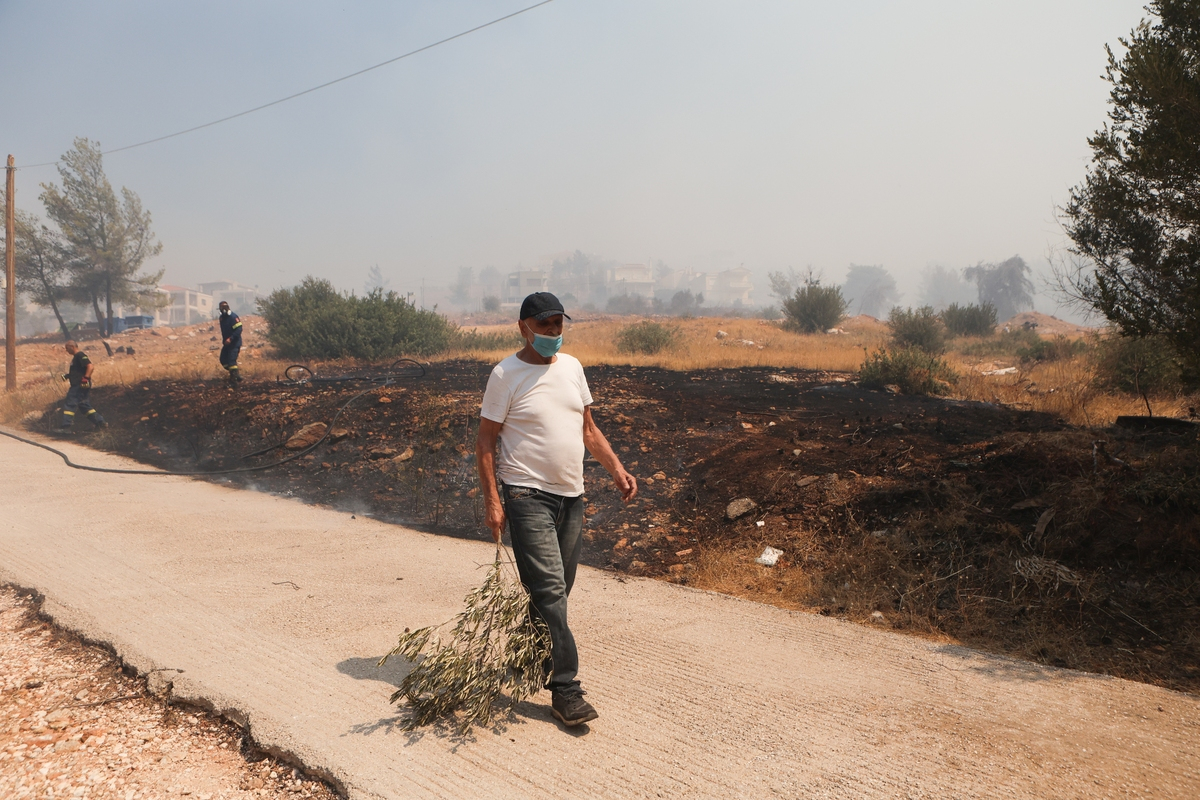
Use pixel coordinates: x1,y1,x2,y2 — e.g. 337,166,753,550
19,0,558,170
0,360,421,475
279,358,425,386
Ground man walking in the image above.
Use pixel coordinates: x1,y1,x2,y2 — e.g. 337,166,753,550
60,341,106,431
476,292,637,727
218,301,243,383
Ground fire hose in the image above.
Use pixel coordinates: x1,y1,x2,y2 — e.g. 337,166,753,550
0,359,427,476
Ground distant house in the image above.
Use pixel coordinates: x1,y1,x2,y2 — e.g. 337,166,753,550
160,285,214,326
502,270,550,307
606,264,656,299
710,267,754,307
198,280,259,316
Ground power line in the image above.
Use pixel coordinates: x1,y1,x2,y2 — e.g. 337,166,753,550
19,0,558,170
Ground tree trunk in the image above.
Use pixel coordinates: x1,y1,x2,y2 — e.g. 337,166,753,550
90,292,105,333
47,294,69,341
33,269,70,341
105,276,113,337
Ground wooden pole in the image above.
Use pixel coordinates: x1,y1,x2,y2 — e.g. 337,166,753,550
5,155,15,391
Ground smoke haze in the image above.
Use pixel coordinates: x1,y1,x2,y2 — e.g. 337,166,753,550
1,1,1143,322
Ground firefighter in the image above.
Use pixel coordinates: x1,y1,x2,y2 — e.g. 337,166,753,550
218,300,243,383
60,341,106,431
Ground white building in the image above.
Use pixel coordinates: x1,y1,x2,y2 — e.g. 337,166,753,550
502,270,550,306
606,264,656,299
198,280,259,315
159,285,214,326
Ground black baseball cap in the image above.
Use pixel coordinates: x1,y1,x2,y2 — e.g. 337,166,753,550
520,292,571,321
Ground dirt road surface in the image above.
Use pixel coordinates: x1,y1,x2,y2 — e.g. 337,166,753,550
1,432,1197,799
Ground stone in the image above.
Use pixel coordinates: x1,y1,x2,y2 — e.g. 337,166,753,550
366,446,397,459
652,471,667,481
675,548,693,557
870,611,886,624
328,427,351,442
795,475,820,488
285,422,328,450
725,498,757,520
392,447,414,463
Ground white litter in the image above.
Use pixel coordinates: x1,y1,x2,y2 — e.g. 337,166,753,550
755,546,784,566
755,520,765,527
981,366,1018,376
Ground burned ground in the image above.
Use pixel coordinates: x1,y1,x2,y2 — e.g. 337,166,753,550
39,360,1200,693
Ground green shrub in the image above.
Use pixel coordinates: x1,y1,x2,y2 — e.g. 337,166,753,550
959,327,1042,357
482,295,501,312
781,281,847,333
259,277,456,359
941,303,997,336
615,321,680,355
859,347,957,395
1092,335,1182,395
1016,334,1089,363
887,306,946,353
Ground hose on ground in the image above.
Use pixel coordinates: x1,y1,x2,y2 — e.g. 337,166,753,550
279,358,425,386
0,380,391,477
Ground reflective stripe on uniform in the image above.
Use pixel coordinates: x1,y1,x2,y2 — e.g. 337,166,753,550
62,410,75,416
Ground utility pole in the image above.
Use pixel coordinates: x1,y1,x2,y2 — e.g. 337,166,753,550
5,155,15,392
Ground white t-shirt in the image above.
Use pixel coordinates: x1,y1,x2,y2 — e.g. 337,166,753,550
480,352,593,497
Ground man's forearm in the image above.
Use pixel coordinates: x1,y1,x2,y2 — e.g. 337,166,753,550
475,442,502,509
584,427,625,478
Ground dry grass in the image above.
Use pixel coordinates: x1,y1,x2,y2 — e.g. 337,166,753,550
0,339,292,425
438,316,888,372
948,352,1197,427
6,315,1193,431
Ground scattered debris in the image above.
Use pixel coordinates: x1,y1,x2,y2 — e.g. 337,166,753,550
755,547,784,567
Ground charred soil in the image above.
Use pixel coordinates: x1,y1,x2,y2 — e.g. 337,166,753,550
40,360,1200,694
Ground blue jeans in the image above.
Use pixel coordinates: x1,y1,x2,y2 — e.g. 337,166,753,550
502,484,584,693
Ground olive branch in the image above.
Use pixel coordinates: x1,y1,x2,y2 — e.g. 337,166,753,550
379,546,551,733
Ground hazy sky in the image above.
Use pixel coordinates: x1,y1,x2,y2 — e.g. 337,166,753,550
1,0,1147,312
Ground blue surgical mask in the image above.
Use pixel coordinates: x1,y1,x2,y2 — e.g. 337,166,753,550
532,332,563,358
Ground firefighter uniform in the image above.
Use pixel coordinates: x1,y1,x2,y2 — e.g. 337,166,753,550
219,307,243,382
62,349,105,430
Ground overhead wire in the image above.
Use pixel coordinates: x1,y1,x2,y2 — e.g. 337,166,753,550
18,0,558,170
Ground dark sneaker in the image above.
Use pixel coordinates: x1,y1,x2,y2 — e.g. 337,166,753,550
551,690,598,726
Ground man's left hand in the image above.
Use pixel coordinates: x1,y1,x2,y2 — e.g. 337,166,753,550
614,469,638,502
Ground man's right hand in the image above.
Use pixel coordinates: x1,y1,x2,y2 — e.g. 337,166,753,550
485,502,506,543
